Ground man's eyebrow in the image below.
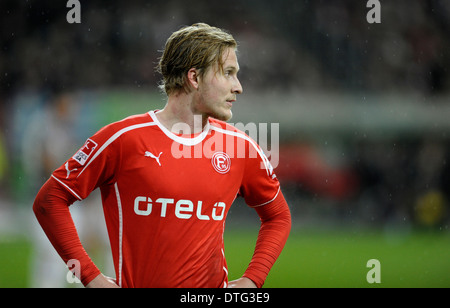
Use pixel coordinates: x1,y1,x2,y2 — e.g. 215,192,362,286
224,65,239,72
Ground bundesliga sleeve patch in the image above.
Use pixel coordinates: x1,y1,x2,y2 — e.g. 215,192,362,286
72,138,98,165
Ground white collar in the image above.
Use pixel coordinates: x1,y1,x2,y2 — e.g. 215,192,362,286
148,110,211,146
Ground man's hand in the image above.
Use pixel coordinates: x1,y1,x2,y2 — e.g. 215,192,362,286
227,277,257,288
86,274,120,288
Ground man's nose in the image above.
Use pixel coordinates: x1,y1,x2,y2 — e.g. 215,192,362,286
233,77,243,94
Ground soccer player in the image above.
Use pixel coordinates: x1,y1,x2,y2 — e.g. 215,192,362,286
33,23,291,288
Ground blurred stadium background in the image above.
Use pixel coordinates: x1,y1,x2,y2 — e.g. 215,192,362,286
1,0,449,287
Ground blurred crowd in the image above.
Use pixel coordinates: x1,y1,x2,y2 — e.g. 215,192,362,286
276,137,450,229
0,0,449,96
0,0,449,230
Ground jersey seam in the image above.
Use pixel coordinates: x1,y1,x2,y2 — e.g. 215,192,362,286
248,186,281,208
51,175,83,201
210,126,272,177
77,122,158,178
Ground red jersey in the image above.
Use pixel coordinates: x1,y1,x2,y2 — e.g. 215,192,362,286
51,110,280,288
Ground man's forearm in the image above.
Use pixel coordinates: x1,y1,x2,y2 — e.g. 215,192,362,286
243,191,291,288
33,177,101,286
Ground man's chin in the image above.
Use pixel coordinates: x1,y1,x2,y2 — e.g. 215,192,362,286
211,110,232,122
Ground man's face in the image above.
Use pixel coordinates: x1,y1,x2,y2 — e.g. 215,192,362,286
194,47,243,122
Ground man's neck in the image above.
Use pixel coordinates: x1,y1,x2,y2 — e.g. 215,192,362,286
155,93,208,134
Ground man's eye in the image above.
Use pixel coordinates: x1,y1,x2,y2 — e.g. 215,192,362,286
225,71,233,77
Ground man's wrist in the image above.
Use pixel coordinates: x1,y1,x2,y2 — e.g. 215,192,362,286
85,273,119,288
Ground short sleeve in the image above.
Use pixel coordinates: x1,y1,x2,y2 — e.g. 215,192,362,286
239,139,280,207
51,124,121,200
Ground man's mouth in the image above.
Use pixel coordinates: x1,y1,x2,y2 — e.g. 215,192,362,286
226,98,236,106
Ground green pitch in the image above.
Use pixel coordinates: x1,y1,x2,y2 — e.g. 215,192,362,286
0,238,32,288
224,227,450,288
1,228,449,287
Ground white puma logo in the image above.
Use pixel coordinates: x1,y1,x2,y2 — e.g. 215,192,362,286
65,162,78,178
145,151,163,166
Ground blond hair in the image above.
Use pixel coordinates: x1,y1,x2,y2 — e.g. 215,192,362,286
156,23,237,95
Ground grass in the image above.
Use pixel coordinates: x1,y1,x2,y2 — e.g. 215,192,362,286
0,237,32,288
1,228,449,288
224,227,450,288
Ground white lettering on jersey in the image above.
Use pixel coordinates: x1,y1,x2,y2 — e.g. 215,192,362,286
134,196,226,221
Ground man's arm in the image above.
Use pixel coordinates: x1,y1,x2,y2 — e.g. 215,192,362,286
33,177,117,287
231,190,291,288
85,274,119,288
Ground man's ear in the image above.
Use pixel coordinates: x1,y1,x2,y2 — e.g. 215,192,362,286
187,68,200,90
